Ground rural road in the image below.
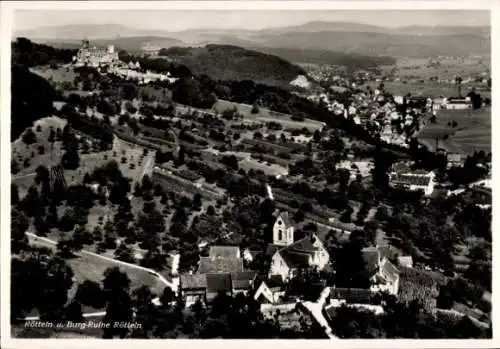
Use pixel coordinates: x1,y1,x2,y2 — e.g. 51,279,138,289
301,287,338,339
24,312,107,321
12,172,36,180
26,232,178,292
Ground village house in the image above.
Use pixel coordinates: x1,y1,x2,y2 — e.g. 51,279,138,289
443,97,473,110
362,246,400,296
267,212,330,281
447,153,464,169
179,268,256,305
253,275,287,304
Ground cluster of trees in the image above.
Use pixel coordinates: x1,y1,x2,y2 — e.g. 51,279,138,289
12,38,76,68
158,44,307,88
11,65,56,140
327,297,490,338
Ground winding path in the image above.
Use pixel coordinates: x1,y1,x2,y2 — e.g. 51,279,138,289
26,232,178,293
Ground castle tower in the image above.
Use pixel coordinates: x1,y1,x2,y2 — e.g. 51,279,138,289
273,212,294,246
82,39,90,49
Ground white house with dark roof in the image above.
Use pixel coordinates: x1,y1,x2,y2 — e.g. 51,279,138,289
362,246,400,296
253,275,286,304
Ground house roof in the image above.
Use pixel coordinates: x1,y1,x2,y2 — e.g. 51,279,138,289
180,274,207,290
266,244,281,256
231,271,257,290
379,259,399,282
276,211,292,227
198,257,244,274
391,162,412,174
447,153,462,162
277,237,319,269
362,247,380,275
255,274,286,292
209,246,240,258
206,273,232,293
397,256,413,268
391,173,431,186
330,287,373,303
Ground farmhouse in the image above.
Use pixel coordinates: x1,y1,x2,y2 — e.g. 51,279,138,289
268,212,330,281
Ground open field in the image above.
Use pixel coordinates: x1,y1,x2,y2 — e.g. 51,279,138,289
368,81,490,99
30,66,77,84
238,158,289,177
380,56,490,80
213,99,325,131
417,107,491,154
12,116,67,176
64,135,155,186
28,234,165,296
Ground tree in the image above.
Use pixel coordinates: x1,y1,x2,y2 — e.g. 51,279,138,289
13,251,74,321
22,128,37,145
61,148,80,170
102,267,131,296
334,240,371,289
114,243,135,263
65,301,84,322
11,183,20,205
192,193,202,211
160,286,174,306
76,280,106,309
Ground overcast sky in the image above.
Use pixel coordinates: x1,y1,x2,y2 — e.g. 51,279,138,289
15,10,490,32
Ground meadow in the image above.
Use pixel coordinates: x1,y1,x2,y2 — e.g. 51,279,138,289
417,107,491,154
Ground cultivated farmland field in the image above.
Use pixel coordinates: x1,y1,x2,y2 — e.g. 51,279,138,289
212,99,325,131
417,107,491,155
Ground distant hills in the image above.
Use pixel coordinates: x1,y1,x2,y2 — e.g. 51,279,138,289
160,45,307,87
15,20,491,66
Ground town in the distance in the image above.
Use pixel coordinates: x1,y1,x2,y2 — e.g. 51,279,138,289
10,15,491,340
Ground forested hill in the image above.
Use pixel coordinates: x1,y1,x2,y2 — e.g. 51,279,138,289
11,38,61,140
159,44,308,88
12,37,77,68
11,65,56,140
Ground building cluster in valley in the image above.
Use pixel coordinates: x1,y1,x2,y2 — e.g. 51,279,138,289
177,211,410,316
73,39,177,85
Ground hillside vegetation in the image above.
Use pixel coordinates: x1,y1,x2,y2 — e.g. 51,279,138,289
160,44,307,87
11,38,65,140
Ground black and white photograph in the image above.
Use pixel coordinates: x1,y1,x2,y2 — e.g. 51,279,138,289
1,1,494,345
